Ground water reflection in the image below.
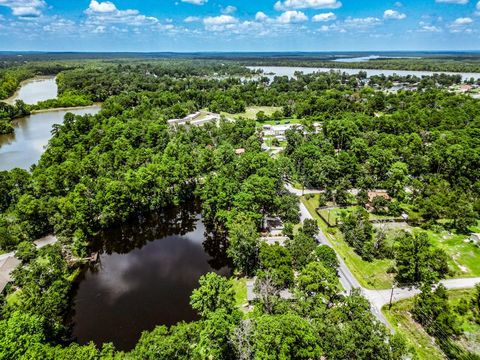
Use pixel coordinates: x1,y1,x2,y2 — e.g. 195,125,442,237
9,77,58,105
0,106,101,171
71,203,230,351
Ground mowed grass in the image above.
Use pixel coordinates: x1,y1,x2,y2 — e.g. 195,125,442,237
427,230,480,278
383,289,480,360
226,106,282,120
231,277,248,308
301,195,394,289
382,298,446,360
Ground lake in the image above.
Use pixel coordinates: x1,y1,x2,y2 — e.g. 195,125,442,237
247,66,480,80
70,204,230,351
0,106,101,171
7,77,58,105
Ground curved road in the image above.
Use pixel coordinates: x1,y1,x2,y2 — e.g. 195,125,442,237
290,184,480,328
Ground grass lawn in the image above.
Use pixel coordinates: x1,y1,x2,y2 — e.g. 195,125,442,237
301,195,394,289
383,289,480,359
426,229,480,278
231,277,248,308
224,106,282,120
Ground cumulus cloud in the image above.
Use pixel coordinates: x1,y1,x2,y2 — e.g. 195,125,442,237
181,0,207,5
0,0,46,17
312,12,336,22
384,9,406,20
88,0,116,13
274,0,341,11
255,11,269,21
276,10,308,23
203,14,237,25
85,0,159,28
452,16,473,25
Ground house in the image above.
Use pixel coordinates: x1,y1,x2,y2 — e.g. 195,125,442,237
366,190,391,211
263,124,303,138
367,190,391,204
235,148,245,155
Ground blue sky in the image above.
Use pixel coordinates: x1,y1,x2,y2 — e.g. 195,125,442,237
0,0,479,51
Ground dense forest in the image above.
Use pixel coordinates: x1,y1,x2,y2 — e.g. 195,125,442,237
0,59,479,359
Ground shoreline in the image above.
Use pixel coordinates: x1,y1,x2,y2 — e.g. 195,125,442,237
30,103,102,114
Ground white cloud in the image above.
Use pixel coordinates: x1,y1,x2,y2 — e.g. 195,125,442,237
452,16,473,25
221,5,236,14
85,0,159,28
255,11,269,21
477,0,480,9
419,24,442,32
181,0,207,4
276,10,308,23
88,0,116,13
312,12,336,22
344,16,381,27
184,16,200,22
203,14,237,25
317,23,345,32
274,0,341,11
435,0,468,3
384,9,406,20
448,17,474,32
0,0,46,17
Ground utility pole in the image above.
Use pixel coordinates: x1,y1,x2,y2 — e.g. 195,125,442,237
389,283,395,309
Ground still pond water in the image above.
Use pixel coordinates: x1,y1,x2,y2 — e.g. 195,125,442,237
71,204,230,351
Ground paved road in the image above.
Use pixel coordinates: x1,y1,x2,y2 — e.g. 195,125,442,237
295,191,480,328
285,183,324,196
0,235,57,293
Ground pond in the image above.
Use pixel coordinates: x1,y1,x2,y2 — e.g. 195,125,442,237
0,106,101,171
70,203,230,351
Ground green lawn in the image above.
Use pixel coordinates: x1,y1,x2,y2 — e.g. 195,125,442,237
383,289,480,360
224,106,282,120
426,229,480,278
301,196,394,289
231,277,248,308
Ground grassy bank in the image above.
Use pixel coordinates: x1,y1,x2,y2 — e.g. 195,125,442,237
383,289,480,360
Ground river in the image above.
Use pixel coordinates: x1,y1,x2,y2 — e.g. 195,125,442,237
70,204,230,351
7,76,58,105
0,78,100,171
247,66,480,80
